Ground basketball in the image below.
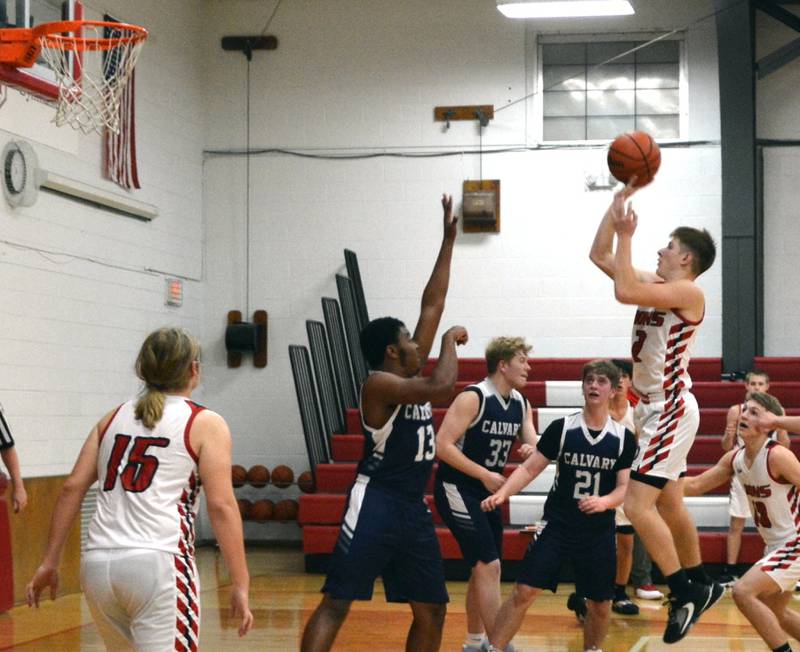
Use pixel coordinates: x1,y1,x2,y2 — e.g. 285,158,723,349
273,499,298,522
236,498,252,520
607,131,661,188
250,499,274,522
298,470,315,493
231,464,247,488
271,464,294,488
247,464,270,487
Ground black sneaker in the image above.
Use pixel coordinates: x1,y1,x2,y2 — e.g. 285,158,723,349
716,573,738,587
567,592,587,623
695,581,725,620
612,597,640,615
662,582,724,644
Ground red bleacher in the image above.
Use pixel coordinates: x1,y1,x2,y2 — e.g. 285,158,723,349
301,357,799,567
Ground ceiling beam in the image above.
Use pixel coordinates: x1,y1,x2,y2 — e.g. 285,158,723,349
757,34,800,76
755,0,800,33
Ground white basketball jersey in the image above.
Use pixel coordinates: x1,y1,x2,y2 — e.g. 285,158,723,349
631,305,701,398
86,395,204,557
732,439,800,551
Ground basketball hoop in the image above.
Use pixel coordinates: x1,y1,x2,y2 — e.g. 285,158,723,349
0,20,147,134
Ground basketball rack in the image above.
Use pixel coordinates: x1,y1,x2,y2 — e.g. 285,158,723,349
0,19,147,134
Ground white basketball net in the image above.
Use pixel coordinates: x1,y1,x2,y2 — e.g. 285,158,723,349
37,23,146,135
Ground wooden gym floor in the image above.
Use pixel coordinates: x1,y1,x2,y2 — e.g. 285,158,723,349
0,546,787,651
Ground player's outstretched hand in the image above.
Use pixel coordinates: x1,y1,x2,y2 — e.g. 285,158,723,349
745,409,778,433
611,195,637,237
517,443,536,459
230,586,254,637
481,492,505,512
481,471,506,494
577,495,609,515
441,193,458,241
444,326,468,346
609,177,638,235
26,564,58,607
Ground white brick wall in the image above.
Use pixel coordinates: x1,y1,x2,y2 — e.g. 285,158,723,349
0,0,207,477
5,0,796,544
200,0,724,524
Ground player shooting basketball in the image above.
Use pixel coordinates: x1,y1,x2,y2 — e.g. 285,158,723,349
590,179,719,644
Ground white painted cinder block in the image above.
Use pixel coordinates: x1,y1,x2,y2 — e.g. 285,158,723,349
509,495,749,529
545,381,584,407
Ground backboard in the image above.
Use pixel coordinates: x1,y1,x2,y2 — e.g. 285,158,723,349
0,0,82,100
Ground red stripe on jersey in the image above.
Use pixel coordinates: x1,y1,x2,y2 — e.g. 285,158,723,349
98,404,124,444
672,308,704,326
182,400,206,463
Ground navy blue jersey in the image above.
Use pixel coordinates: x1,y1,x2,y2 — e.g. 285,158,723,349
357,395,436,500
436,379,527,497
538,412,636,531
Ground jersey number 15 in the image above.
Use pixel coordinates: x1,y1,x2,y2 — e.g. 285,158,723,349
104,434,170,493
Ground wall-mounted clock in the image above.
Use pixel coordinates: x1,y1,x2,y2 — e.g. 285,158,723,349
3,140,40,208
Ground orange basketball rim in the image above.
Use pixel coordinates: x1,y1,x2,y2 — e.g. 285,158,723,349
0,20,148,134
0,20,147,68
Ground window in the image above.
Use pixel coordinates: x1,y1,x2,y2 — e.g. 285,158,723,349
540,39,683,142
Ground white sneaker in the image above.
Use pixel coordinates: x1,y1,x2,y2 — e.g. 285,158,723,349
636,584,664,600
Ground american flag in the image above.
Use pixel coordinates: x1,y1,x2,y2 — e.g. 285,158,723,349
103,14,140,190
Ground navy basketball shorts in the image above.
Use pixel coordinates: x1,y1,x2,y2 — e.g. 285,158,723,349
433,480,502,567
322,476,449,604
516,519,616,602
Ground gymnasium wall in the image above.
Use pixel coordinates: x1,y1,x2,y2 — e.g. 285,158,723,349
756,11,800,355
200,0,724,535
0,0,207,479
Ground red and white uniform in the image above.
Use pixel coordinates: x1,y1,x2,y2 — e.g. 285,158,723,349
733,439,800,591
83,395,204,652
728,404,752,519
630,305,702,481
615,403,636,528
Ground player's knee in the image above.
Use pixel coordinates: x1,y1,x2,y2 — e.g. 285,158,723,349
617,533,634,554
622,497,644,523
320,595,352,621
474,559,501,581
413,603,447,629
586,598,611,618
511,583,538,608
730,582,751,607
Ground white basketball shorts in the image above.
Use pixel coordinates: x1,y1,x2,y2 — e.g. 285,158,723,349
632,391,699,483
758,537,800,592
81,548,200,652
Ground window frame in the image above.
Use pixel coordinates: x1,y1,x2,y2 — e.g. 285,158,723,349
534,32,688,145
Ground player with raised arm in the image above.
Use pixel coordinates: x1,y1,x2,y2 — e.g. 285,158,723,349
434,336,537,652
480,360,637,652
719,371,790,585
26,327,253,649
685,393,799,652
589,180,721,644
301,195,467,652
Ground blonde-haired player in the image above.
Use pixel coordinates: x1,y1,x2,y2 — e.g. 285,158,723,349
434,336,537,651
27,327,253,650
685,393,799,652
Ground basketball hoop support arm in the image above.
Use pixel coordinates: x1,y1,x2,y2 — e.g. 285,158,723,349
220,35,277,60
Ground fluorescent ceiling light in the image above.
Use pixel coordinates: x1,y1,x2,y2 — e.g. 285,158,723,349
497,1,635,18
